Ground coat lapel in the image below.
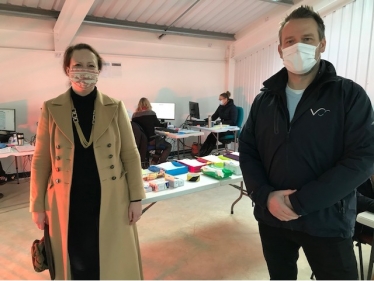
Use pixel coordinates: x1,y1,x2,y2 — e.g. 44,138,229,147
50,90,74,144
93,91,118,142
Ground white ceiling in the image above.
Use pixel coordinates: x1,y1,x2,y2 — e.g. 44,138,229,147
0,0,292,37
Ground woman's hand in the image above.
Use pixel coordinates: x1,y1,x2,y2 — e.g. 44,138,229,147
128,201,142,225
32,212,48,230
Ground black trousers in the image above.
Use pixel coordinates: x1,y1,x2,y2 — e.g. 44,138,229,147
200,132,232,156
68,182,101,280
68,213,100,280
149,136,172,163
259,223,358,280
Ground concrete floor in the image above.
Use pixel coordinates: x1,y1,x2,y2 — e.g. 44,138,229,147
0,178,372,280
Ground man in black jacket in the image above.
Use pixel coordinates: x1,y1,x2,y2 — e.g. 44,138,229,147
239,5,374,280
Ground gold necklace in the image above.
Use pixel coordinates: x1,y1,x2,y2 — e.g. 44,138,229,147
71,103,95,148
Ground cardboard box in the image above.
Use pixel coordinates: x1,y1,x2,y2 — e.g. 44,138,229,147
149,179,169,192
165,174,184,188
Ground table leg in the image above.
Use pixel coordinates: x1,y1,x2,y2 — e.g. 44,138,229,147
230,181,248,214
177,138,180,159
182,138,185,159
14,156,20,184
197,134,202,156
142,202,157,214
234,131,238,151
367,238,374,279
216,132,219,152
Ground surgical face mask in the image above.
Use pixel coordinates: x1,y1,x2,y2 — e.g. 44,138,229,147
282,43,320,75
220,100,226,106
68,68,99,89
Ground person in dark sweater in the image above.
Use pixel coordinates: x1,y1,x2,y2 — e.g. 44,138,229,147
132,97,172,164
30,43,146,280
199,91,237,156
239,6,374,280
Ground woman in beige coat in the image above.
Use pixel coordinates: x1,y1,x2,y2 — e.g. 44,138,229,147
30,43,146,280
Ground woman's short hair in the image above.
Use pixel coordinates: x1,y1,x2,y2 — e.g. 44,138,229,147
63,43,103,75
220,91,231,100
136,97,152,112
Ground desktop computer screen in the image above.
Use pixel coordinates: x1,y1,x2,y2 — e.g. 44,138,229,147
189,101,200,119
0,108,16,132
151,103,175,121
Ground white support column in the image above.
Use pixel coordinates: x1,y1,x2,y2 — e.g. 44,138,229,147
54,0,95,52
225,44,236,94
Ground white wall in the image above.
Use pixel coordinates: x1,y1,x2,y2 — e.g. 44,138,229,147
231,0,374,121
0,14,228,173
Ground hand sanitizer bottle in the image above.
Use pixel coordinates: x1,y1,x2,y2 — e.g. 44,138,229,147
208,115,212,128
12,133,18,145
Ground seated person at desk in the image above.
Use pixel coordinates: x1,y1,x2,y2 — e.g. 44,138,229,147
199,91,237,156
132,98,172,164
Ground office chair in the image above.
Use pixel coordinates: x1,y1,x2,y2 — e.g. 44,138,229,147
354,230,374,280
219,106,244,152
309,232,372,280
131,121,167,168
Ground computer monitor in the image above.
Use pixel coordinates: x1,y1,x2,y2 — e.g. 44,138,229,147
189,101,200,119
0,108,16,133
150,103,175,122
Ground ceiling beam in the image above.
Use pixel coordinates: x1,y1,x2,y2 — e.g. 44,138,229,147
84,16,236,41
259,0,294,5
0,4,235,41
53,0,95,52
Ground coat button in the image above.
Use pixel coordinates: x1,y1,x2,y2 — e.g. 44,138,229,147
109,154,113,159
56,145,60,149
55,179,60,183
112,176,116,180
107,143,112,147
56,156,61,160
110,165,114,169
56,167,60,172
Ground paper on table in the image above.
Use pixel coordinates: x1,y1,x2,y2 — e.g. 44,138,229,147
15,145,35,152
201,155,225,163
178,159,206,167
0,147,12,154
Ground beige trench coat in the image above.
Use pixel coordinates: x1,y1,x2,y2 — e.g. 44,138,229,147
30,90,146,280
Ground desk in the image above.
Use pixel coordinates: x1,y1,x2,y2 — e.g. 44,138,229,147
189,126,240,153
357,211,374,279
142,171,244,214
0,144,35,184
155,130,204,159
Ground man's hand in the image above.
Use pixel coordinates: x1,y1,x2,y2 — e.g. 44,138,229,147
128,201,142,225
267,190,299,221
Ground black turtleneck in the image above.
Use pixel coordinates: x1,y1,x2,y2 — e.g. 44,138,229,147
69,87,101,215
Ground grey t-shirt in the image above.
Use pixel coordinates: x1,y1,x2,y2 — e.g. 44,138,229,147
285,85,305,121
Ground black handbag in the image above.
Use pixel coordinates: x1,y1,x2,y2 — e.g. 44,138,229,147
31,223,56,280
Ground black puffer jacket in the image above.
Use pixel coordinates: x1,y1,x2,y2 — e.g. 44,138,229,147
239,60,374,238
211,99,237,126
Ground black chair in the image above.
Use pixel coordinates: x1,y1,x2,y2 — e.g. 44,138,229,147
130,121,149,169
310,233,373,280
131,121,167,168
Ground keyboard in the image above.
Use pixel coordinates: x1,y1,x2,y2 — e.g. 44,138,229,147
190,117,206,122
155,127,179,134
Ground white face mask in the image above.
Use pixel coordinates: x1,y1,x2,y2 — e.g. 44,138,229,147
68,68,99,89
282,43,320,75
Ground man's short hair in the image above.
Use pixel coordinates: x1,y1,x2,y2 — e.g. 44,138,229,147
278,5,325,44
